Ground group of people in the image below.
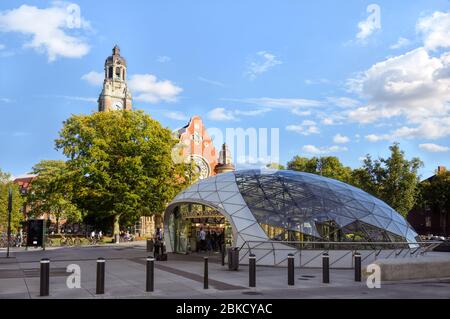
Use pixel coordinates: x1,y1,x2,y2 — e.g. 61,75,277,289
89,230,103,240
197,227,225,252
120,230,134,242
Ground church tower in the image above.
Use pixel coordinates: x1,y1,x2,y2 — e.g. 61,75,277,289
215,143,235,174
98,45,132,112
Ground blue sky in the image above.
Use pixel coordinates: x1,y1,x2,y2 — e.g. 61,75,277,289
1,0,450,178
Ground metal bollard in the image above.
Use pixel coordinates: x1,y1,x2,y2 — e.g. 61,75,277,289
322,253,330,284
221,244,225,266
288,254,295,286
146,257,154,292
204,257,208,289
96,257,105,294
40,258,50,296
249,254,256,287
146,239,154,253
354,252,361,282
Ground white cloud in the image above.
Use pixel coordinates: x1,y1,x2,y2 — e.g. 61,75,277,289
390,37,411,50
81,71,103,86
348,47,450,124
0,3,91,61
333,134,350,144
348,11,450,143
302,145,348,155
286,120,320,136
419,143,450,153
0,97,13,103
246,51,282,80
128,74,183,104
207,108,236,121
164,111,189,121
322,118,334,125
305,78,330,85
157,56,171,63
291,109,311,116
226,97,322,109
365,134,390,142
417,11,450,51
61,95,96,103
198,77,225,87
235,108,271,116
327,97,360,108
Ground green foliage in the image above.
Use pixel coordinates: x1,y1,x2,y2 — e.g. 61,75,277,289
266,163,286,170
419,170,450,234
352,144,422,216
0,168,24,233
55,110,190,235
287,156,353,183
27,160,83,232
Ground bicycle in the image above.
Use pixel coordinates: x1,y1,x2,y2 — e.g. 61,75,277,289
61,235,81,246
88,237,99,245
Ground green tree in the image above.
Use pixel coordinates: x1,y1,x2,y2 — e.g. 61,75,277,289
352,143,422,216
266,162,286,170
287,156,352,183
0,169,24,233
27,160,82,233
419,170,450,236
55,110,190,240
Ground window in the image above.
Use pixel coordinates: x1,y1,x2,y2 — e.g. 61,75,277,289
108,67,113,79
116,67,121,79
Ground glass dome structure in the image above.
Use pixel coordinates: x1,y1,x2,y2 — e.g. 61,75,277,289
164,169,419,254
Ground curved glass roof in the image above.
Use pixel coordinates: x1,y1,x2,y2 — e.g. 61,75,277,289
169,169,419,244
234,170,418,243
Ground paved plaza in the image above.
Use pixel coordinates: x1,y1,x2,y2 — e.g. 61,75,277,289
0,242,449,299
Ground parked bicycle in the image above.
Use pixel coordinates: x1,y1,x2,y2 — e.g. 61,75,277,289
60,235,82,246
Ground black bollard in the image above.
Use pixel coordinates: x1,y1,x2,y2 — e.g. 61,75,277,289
204,257,208,289
40,258,50,296
322,253,330,284
146,239,154,253
288,254,295,286
146,256,154,292
354,252,361,282
249,254,256,287
221,244,225,266
96,258,105,294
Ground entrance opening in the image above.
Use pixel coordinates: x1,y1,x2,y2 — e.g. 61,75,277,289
167,203,233,254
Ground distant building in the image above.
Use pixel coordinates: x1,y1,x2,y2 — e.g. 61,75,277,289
407,166,450,237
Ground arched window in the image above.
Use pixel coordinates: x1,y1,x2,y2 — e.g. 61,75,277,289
108,67,113,79
116,67,121,79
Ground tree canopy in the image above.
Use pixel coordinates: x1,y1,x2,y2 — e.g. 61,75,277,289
419,169,450,234
55,110,190,237
27,160,82,233
0,168,24,233
352,144,422,216
287,156,353,183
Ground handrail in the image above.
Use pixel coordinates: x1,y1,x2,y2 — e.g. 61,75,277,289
235,240,442,266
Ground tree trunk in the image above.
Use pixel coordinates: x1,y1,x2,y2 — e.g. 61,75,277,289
56,215,60,234
113,214,120,244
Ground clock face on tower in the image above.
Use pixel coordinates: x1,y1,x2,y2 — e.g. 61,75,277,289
192,155,210,180
113,101,123,111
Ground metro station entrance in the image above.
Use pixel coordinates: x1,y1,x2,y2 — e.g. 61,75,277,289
166,203,233,254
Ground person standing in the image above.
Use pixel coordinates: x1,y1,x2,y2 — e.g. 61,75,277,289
199,227,206,252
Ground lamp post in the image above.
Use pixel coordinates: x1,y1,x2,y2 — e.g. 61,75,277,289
6,187,13,258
